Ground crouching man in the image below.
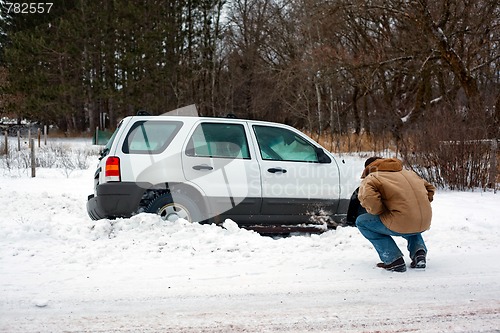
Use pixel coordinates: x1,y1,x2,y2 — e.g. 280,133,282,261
356,157,436,272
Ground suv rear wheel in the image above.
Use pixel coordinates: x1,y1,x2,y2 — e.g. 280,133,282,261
146,193,203,223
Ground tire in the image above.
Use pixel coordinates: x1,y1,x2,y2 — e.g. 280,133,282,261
146,192,203,223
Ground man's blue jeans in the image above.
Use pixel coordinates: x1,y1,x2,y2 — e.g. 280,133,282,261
355,213,427,264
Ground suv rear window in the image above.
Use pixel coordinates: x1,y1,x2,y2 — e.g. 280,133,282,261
122,120,182,154
99,119,123,159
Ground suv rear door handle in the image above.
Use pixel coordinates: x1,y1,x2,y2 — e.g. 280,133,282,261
267,167,287,174
193,164,214,171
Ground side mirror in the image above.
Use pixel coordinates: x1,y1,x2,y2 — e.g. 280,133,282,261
315,147,331,163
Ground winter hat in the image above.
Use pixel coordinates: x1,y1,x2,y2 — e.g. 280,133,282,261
364,156,382,168
361,156,382,178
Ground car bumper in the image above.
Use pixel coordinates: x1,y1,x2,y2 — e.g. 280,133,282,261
86,182,149,220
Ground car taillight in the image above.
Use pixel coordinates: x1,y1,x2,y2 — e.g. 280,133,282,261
105,156,121,182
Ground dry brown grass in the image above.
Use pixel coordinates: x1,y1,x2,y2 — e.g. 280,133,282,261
303,131,397,154
305,130,499,189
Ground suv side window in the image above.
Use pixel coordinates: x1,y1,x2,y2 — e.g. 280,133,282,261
253,125,318,162
122,121,182,154
186,123,250,159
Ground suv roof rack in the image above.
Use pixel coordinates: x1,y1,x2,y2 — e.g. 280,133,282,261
136,110,151,116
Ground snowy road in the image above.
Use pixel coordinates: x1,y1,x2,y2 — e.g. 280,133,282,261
2,274,499,332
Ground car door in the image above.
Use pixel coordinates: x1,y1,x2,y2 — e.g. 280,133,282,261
182,121,262,218
251,124,340,219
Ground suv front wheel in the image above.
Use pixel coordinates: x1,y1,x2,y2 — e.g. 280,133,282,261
146,193,203,223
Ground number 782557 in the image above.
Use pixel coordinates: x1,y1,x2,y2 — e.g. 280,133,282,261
4,3,53,14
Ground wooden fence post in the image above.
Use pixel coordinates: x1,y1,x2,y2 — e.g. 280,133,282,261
44,125,47,145
17,130,21,151
3,131,7,156
31,138,36,178
490,139,498,193
37,128,41,148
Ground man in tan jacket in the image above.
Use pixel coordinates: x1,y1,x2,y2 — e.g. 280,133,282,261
356,157,436,272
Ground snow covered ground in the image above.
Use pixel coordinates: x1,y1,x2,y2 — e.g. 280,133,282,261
0,139,499,332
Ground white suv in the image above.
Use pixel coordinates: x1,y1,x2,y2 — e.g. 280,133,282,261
87,110,356,227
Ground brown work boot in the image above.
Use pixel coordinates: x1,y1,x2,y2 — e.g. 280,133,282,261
376,257,406,272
